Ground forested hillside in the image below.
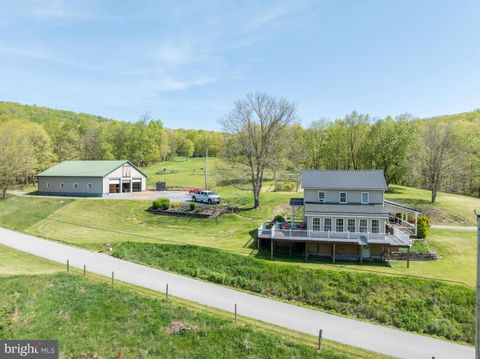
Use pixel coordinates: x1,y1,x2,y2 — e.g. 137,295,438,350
0,101,479,200
0,101,225,164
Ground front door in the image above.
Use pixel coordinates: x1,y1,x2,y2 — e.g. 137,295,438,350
362,245,370,259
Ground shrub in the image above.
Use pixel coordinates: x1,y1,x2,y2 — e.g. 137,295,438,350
171,202,181,209
417,215,431,239
189,203,196,211
152,198,170,210
195,207,202,213
273,214,286,223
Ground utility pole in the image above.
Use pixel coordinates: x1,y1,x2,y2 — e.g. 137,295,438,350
476,209,480,359
204,148,208,190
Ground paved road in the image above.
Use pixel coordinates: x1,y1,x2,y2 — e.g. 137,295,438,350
431,224,477,231
0,227,473,359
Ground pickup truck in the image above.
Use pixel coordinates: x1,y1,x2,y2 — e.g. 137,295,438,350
189,189,221,204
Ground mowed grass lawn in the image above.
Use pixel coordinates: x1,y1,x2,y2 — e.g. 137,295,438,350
0,247,384,358
386,185,480,226
0,171,478,286
0,244,63,276
1,158,478,282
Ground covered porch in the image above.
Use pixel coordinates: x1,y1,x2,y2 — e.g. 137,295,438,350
384,200,421,236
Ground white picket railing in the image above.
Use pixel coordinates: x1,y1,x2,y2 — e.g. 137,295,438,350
257,223,385,241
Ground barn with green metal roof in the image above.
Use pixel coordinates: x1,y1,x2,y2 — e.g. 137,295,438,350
37,160,147,197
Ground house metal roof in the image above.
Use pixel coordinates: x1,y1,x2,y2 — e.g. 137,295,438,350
301,170,387,190
304,203,389,218
383,200,421,214
37,160,147,178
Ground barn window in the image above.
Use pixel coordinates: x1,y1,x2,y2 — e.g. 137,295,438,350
88,183,93,189
122,165,131,177
46,182,51,188
73,183,78,189
60,183,64,188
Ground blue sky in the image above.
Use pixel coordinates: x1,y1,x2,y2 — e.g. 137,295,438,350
0,0,479,129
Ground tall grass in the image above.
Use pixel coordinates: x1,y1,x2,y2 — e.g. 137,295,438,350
113,242,475,344
0,274,343,358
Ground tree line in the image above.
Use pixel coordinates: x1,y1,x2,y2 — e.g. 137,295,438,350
1,100,479,205
222,94,480,207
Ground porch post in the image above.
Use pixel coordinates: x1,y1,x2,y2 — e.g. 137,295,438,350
407,246,410,268
359,245,363,264
270,239,274,260
291,206,295,227
304,242,308,261
387,246,390,263
332,243,336,264
414,212,418,236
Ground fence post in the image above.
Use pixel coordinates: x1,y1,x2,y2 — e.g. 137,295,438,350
83,265,86,277
66,259,69,273
234,303,237,323
166,283,169,301
318,329,323,351
111,271,114,286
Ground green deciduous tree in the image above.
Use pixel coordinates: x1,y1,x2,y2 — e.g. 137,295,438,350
221,92,296,209
0,120,39,198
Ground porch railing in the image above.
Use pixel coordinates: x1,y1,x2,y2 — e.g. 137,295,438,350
257,224,385,241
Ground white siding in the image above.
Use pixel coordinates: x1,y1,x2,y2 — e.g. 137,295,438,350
304,189,384,204
103,164,147,193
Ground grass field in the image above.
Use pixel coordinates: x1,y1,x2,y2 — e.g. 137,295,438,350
0,158,478,286
386,185,480,226
0,247,385,359
0,244,62,276
113,242,475,344
0,197,476,286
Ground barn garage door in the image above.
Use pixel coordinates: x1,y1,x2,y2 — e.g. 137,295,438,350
132,179,142,192
109,179,120,193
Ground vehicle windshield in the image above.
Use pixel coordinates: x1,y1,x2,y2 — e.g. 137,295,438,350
205,191,216,195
